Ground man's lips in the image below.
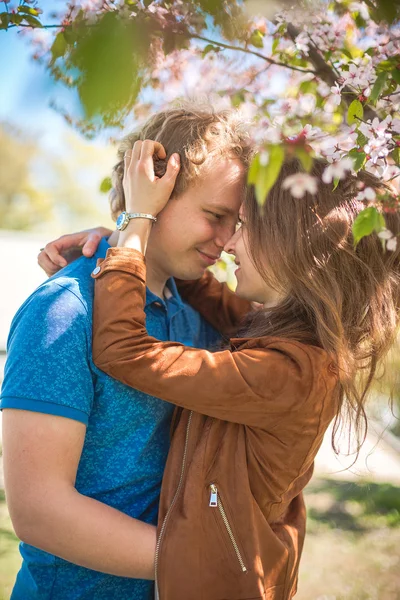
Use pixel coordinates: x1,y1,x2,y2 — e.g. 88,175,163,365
197,250,219,265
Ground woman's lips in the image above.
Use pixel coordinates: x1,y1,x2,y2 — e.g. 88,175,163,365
197,250,218,266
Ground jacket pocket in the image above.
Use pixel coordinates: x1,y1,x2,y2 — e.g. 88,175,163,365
209,483,248,574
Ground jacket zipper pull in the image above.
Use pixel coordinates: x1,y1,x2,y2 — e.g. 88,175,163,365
209,484,218,507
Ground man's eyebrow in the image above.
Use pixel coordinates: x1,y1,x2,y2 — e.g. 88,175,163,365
205,204,238,216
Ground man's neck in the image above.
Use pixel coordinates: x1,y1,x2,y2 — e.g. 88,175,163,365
108,229,168,299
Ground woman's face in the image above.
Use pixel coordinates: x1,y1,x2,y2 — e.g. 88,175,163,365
224,210,282,307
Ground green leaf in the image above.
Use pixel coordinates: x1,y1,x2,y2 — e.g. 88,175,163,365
299,80,316,94
375,0,397,23
17,5,41,16
369,72,388,105
333,177,340,191
357,132,368,147
50,32,67,62
248,153,260,185
296,147,313,172
347,99,364,125
22,14,43,27
248,146,285,206
272,38,279,54
202,44,219,58
231,91,245,108
342,48,354,60
353,207,385,245
0,12,10,29
391,146,400,165
354,13,367,29
249,29,264,49
391,69,400,85
376,58,398,72
100,176,112,193
71,12,144,119
9,13,23,25
348,149,366,172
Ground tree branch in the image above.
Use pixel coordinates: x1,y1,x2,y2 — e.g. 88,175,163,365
285,22,378,120
191,34,317,74
7,23,62,29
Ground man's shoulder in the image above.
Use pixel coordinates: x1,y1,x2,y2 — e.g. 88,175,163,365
14,256,97,327
42,255,97,301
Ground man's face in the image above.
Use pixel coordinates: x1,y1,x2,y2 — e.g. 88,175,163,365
146,158,245,280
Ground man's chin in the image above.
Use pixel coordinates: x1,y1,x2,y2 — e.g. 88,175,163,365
172,264,206,281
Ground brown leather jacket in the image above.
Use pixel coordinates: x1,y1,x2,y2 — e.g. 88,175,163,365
92,248,340,600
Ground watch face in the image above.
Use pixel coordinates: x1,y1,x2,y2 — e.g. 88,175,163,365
116,212,126,230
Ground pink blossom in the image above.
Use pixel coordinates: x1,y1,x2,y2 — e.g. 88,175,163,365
365,158,386,177
330,83,342,106
282,173,318,198
378,228,392,240
356,187,376,201
359,117,391,140
349,2,370,21
383,165,400,181
378,229,398,251
364,137,390,162
322,157,354,183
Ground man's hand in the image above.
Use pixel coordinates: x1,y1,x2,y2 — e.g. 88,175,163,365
38,227,113,277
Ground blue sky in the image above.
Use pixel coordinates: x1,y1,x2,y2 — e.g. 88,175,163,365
0,17,116,234
0,22,72,149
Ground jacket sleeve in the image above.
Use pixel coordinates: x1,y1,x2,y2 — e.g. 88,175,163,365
92,248,315,429
174,273,251,336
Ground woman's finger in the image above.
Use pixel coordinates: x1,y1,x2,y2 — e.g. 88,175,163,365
132,140,142,161
140,140,166,180
124,143,138,176
161,153,180,191
141,140,166,160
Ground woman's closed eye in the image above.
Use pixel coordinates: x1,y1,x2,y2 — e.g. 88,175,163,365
236,216,245,230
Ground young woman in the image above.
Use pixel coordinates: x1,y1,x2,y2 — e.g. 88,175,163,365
40,142,400,600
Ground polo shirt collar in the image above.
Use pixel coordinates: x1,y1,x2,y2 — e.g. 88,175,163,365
145,276,184,311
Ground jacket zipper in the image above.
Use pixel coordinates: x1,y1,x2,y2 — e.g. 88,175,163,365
209,483,248,573
155,410,193,600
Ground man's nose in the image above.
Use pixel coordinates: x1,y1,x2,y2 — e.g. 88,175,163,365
223,227,239,255
214,223,236,250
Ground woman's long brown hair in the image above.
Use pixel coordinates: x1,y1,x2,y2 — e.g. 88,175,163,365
242,158,400,454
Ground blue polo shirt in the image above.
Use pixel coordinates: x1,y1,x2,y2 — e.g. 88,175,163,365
0,237,220,600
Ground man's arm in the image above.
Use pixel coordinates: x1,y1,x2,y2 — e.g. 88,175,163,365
3,409,156,579
38,227,113,276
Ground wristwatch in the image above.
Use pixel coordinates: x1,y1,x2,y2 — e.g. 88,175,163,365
116,211,157,231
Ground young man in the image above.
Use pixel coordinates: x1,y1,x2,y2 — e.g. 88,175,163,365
1,105,251,599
